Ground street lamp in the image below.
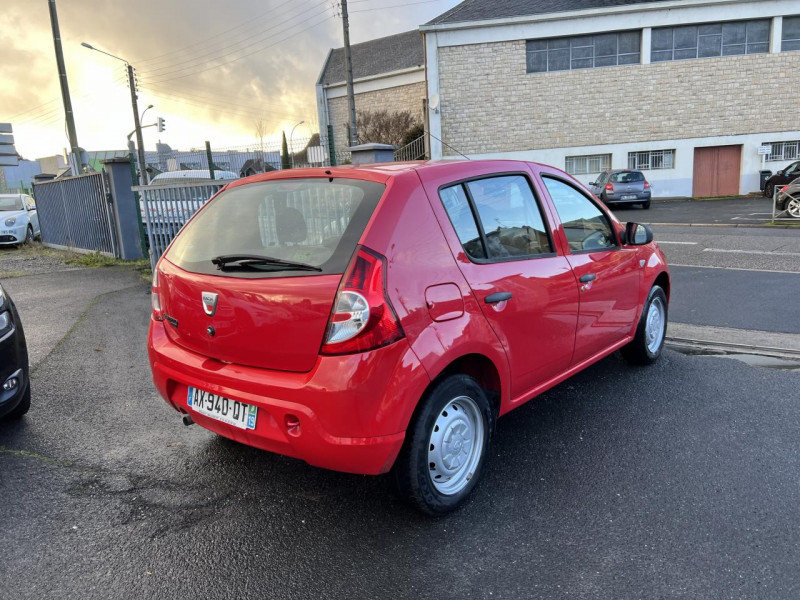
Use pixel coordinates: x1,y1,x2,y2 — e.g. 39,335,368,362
81,42,149,184
141,104,154,124
290,120,305,168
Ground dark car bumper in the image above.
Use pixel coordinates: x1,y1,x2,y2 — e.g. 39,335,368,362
603,192,651,204
0,299,29,418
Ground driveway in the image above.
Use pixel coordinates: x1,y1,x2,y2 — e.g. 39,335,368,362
612,196,793,226
2,265,800,599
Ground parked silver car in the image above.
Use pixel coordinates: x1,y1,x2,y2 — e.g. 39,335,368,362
590,170,651,209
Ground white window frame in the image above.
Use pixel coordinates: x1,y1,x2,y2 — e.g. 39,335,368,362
565,154,612,175
628,149,675,170
764,141,799,162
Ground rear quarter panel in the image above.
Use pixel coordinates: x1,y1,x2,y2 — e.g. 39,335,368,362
360,170,511,416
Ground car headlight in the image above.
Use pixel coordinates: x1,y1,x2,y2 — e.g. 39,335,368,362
4,217,17,226
0,311,12,339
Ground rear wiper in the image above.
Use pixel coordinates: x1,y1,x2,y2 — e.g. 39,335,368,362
211,254,322,272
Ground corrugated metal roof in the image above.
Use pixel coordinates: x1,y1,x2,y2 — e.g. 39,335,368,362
427,0,666,25
319,30,424,86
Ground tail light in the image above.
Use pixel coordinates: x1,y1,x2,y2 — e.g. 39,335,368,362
643,181,651,189
781,185,788,193
321,247,404,355
151,266,163,321
605,183,614,191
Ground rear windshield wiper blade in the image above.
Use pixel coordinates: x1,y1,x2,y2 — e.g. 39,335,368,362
211,254,322,272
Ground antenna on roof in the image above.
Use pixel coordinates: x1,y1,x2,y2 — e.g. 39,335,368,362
426,130,470,160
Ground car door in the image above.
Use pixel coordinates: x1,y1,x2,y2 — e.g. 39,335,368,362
25,196,39,236
591,171,608,196
538,172,641,365
430,172,580,399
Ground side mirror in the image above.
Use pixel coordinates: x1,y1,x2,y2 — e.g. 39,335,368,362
625,222,653,245
589,181,596,186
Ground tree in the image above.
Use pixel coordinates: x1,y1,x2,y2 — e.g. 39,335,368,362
281,131,291,170
254,118,267,157
356,110,421,147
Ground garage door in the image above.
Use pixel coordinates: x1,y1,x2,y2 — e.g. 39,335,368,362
693,145,742,197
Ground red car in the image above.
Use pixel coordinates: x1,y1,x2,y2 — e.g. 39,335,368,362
148,160,669,515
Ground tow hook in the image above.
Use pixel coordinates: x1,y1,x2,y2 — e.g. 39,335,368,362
182,414,194,427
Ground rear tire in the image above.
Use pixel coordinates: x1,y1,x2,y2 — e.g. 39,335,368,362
786,198,800,219
765,184,775,198
4,384,31,420
621,286,668,366
393,374,494,516
641,201,651,209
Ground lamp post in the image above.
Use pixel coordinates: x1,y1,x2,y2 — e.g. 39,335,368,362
81,42,149,185
290,120,305,168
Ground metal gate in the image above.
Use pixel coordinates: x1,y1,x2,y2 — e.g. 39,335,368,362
132,181,226,268
32,172,117,256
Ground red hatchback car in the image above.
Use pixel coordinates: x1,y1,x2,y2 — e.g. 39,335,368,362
148,160,669,515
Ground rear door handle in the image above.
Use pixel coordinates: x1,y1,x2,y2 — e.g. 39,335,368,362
579,274,596,283
485,292,512,304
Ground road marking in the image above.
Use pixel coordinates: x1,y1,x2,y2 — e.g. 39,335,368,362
703,247,800,257
657,241,698,245
669,263,800,274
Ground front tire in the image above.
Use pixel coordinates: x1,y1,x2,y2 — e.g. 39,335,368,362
393,375,494,516
25,225,34,244
621,286,668,365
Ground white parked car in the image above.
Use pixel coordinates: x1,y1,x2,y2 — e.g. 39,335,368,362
0,194,40,247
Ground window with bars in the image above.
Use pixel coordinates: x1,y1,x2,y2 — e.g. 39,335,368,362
526,31,640,73
765,141,799,161
565,154,612,175
651,19,770,62
628,150,675,170
783,16,800,51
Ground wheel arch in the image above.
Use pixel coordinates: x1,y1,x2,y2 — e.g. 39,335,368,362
653,270,670,302
419,353,503,421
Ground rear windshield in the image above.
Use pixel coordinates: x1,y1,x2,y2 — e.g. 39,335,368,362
610,171,645,183
166,178,385,277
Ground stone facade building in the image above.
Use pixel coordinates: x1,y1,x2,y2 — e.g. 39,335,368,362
422,0,800,196
316,30,426,157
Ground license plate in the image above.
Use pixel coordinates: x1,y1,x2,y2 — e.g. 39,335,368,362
621,194,638,200
187,386,257,430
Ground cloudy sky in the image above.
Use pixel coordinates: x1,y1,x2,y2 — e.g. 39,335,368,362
1,0,460,159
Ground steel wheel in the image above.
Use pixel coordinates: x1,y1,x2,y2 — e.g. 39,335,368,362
645,296,666,354
25,226,34,244
786,198,800,219
427,395,485,496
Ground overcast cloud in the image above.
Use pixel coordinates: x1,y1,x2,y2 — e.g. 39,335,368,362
0,0,458,158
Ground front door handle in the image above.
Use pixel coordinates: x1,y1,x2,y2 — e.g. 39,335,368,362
485,292,512,304
579,274,596,283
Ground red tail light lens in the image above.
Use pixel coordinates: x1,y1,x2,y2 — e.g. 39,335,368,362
151,266,163,321
321,247,404,355
643,181,651,189
605,183,614,191
781,185,788,193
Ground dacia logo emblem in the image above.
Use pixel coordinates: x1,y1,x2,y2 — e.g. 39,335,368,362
201,291,218,316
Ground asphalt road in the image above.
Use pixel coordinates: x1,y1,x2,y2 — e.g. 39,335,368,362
2,267,800,599
612,196,788,225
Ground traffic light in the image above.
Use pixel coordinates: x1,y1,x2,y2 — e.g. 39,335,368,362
157,117,166,133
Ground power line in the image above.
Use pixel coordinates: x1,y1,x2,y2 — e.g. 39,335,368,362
138,0,331,78
141,12,336,85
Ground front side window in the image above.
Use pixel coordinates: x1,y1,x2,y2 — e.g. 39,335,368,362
526,31,640,73
542,177,616,253
783,16,800,51
440,175,553,261
652,19,769,62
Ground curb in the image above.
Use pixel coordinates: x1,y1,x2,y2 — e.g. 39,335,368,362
645,222,800,229
666,336,800,360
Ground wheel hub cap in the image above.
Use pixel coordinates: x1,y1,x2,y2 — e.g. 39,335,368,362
645,297,666,353
428,396,484,496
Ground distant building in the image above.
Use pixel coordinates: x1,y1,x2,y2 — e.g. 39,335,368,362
316,30,426,155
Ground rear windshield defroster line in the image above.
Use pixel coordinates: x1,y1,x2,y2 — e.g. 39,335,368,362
165,178,386,278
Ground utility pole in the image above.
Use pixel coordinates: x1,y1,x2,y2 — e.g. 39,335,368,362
127,64,149,185
340,0,358,146
47,0,85,172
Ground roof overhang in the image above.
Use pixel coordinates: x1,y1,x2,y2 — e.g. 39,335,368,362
321,65,425,90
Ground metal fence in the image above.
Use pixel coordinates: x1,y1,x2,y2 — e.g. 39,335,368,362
32,172,117,256
394,135,428,162
133,181,226,268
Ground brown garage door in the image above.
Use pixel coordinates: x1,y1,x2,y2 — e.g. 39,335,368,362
693,145,742,197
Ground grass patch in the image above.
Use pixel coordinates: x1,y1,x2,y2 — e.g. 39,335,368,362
66,251,150,269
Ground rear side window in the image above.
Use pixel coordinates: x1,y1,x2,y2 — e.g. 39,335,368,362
542,177,616,253
610,171,645,183
440,175,553,261
166,178,385,277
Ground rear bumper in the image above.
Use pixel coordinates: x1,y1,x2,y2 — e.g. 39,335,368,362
148,320,430,475
604,192,651,203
